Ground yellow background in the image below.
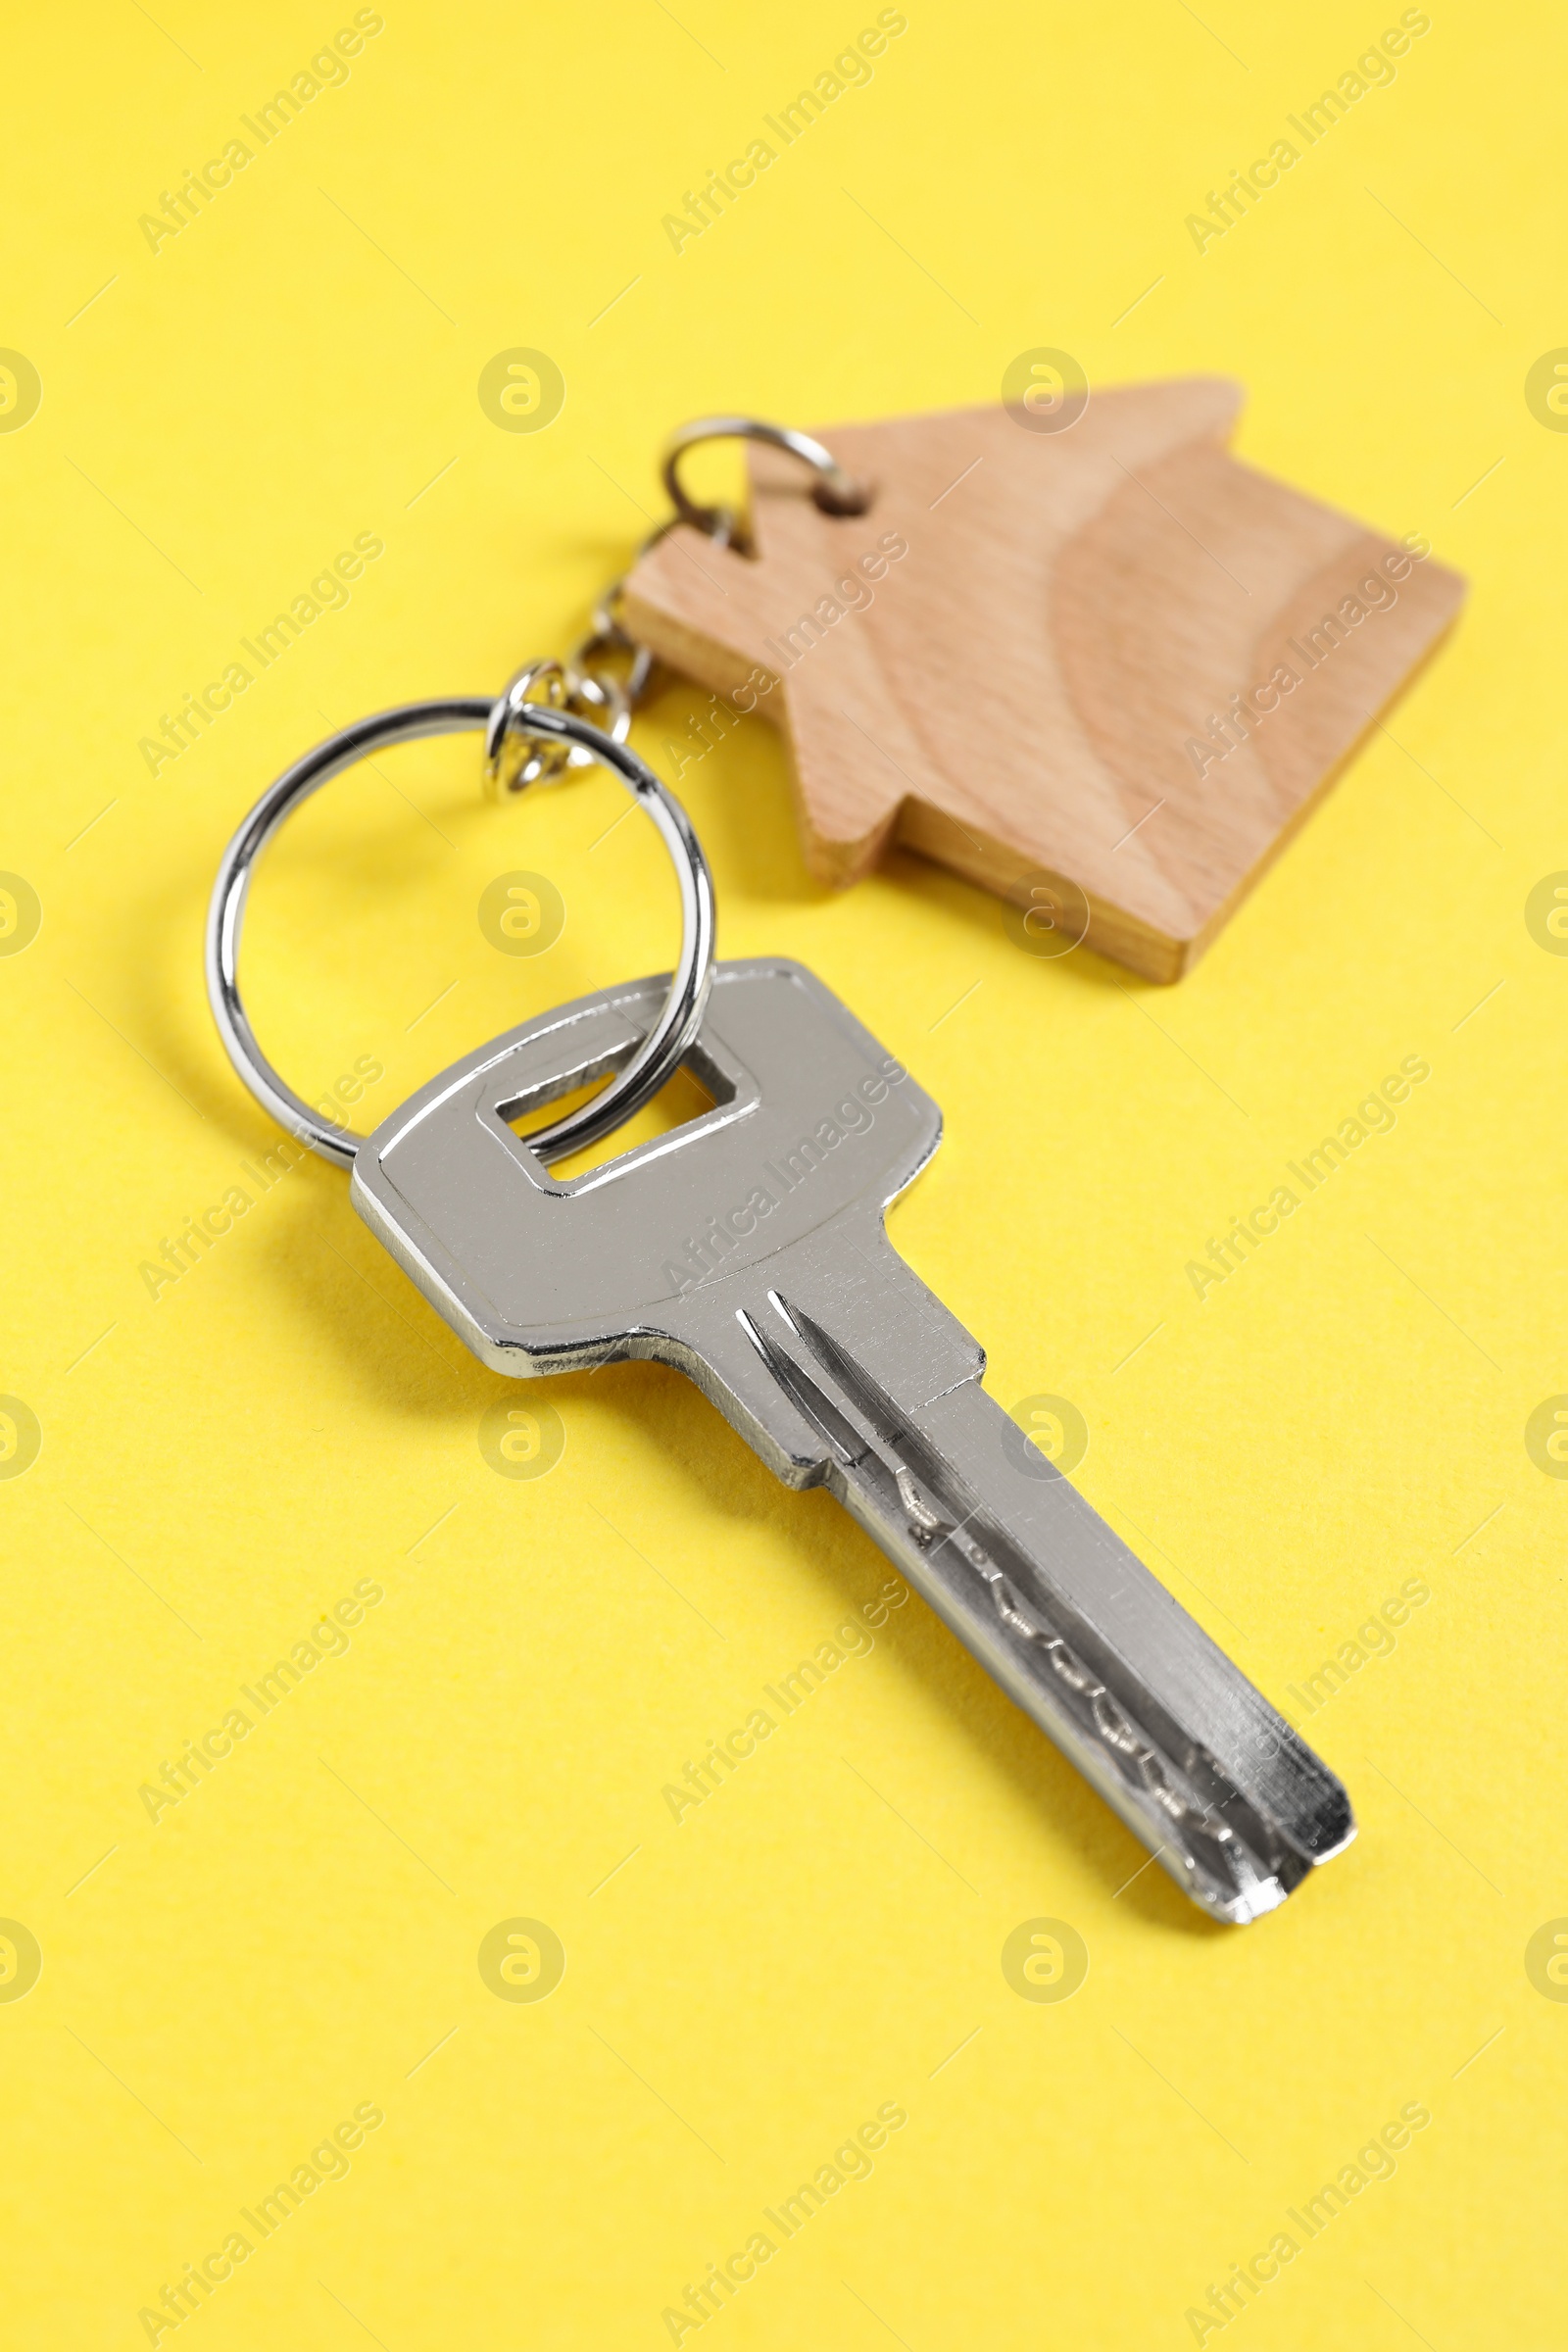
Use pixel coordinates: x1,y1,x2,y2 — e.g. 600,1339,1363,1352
3,2,1563,2344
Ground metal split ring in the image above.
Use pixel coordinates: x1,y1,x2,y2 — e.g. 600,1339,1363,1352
207,693,715,1170
483,657,633,794
662,416,871,545
568,586,656,713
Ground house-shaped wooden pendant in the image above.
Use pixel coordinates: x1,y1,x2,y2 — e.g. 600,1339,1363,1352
621,380,1465,981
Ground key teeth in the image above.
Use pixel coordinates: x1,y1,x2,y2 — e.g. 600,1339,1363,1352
1138,1750,1192,1822
993,1580,1040,1642
895,1465,944,1544
896,1464,1222,1839
976,1545,1267,1886
768,1292,1333,1923
1046,1638,1100,1696
1092,1690,1142,1756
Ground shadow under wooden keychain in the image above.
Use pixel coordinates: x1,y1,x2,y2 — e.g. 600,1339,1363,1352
614,384,1465,981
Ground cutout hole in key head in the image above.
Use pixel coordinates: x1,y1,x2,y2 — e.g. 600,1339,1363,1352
502,1051,733,1180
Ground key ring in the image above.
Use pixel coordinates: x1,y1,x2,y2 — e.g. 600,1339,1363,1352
207,693,715,1171
208,411,858,1169
482,657,632,793
662,416,871,547
556,416,862,713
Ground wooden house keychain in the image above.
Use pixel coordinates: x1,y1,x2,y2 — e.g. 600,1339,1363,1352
604,383,1464,981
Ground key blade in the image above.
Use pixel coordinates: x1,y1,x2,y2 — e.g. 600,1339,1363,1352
734,1274,1352,1926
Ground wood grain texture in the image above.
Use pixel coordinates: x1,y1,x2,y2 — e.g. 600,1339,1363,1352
622,381,1466,981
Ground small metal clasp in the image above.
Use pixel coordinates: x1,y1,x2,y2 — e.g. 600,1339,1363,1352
661,416,872,549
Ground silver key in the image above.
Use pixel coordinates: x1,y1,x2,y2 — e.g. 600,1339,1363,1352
354,958,1354,1924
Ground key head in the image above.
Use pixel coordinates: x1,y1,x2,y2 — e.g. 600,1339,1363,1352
352,959,942,1375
